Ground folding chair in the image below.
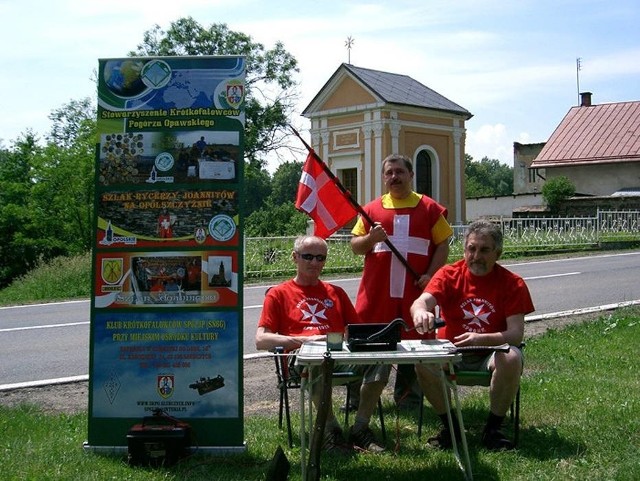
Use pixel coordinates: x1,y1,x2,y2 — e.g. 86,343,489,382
272,346,386,448
417,343,524,447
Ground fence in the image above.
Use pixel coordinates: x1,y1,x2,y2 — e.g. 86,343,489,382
244,210,639,279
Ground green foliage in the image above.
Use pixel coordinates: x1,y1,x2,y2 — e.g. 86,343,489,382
0,100,96,288
130,17,300,167
46,97,95,149
0,252,92,304
241,163,272,218
465,154,514,198
268,160,303,204
244,160,305,235
245,201,307,237
542,176,576,211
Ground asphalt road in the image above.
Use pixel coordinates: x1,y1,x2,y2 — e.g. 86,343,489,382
1,250,639,387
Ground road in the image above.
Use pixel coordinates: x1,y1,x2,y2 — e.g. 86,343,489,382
1,251,639,387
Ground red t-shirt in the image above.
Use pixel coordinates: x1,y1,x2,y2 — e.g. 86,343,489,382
352,192,450,339
259,279,361,337
425,259,535,340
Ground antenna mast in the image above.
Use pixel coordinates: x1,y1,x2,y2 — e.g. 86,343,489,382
576,57,582,105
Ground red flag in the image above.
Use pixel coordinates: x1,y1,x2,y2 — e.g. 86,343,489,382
295,152,357,238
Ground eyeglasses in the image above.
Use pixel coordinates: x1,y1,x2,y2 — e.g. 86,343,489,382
297,253,327,262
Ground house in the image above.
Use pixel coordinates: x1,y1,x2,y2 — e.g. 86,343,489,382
302,63,472,224
530,92,640,196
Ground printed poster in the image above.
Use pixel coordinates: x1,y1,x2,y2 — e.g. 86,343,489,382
88,55,245,450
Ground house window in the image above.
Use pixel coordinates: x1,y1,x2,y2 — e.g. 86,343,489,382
528,168,538,184
415,150,433,197
340,168,358,201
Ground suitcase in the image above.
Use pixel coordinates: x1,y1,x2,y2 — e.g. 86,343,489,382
127,411,191,467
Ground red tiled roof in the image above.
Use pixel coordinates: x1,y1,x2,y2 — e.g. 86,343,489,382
531,101,640,168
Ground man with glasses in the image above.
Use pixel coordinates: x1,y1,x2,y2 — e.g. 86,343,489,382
410,220,534,450
256,235,388,453
351,153,453,409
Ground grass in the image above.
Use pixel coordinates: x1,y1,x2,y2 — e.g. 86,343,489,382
0,252,92,305
1,308,638,480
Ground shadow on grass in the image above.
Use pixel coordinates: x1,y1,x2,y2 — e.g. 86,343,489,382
516,424,586,461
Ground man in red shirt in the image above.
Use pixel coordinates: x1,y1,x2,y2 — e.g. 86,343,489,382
411,220,534,450
351,153,452,408
256,235,388,453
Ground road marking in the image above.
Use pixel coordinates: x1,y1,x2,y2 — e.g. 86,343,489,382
0,299,89,310
0,321,88,333
524,271,580,280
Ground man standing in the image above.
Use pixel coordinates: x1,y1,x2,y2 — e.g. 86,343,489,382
411,220,534,450
351,153,452,408
256,235,388,453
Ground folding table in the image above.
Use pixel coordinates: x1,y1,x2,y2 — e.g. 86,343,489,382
296,339,473,480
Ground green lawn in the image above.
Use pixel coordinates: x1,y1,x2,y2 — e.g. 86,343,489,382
1,308,638,480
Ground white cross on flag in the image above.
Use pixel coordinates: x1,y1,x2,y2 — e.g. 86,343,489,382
295,151,357,239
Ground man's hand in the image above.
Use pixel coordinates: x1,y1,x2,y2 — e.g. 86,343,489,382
412,309,436,335
368,222,387,244
300,334,325,343
452,332,481,347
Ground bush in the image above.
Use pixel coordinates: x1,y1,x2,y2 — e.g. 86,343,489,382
542,176,576,211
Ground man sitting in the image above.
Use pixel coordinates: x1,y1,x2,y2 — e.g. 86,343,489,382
410,220,534,450
256,235,388,453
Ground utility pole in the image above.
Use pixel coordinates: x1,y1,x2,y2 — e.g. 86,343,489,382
576,57,582,105
345,36,354,64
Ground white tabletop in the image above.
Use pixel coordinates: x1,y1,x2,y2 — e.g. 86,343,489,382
296,339,461,366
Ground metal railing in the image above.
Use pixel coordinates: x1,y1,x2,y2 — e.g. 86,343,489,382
243,210,639,278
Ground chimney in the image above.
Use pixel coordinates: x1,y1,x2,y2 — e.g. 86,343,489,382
580,91,593,107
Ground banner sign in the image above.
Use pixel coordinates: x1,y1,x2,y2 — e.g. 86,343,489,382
87,56,245,451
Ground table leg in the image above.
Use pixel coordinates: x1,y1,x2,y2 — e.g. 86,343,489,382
440,363,473,480
300,374,306,479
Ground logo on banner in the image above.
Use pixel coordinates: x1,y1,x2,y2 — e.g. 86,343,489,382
155,152,175,172
101,258,124,285
194,226,207,244
209,214,236,242
157,375,175,399
225,82,244,108
141,59,172,89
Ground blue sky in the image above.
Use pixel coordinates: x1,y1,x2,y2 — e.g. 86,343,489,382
1,0,638,168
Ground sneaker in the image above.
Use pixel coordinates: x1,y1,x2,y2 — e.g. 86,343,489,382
348,426,385,453
323,427,352,454
482,428,514,451
427,426,462,450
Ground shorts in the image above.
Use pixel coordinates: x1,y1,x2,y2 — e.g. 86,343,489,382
455,345,524,372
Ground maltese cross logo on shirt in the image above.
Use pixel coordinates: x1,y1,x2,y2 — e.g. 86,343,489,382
301,302,327,324
462,302,491,329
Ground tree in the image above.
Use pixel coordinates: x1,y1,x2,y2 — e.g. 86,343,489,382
268,160,303,205
242,164,272,218
47,97,96,149
465,155,514,198
245,201,308,237
130,17,300,167
0,133,53,287
0,97,97,287
542,176,575,212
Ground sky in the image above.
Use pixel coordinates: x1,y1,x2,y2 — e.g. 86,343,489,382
1,0,639,169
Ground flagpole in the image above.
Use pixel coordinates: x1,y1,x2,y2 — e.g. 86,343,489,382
289,125,420,280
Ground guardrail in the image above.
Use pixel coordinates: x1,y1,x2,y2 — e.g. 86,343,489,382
244,210,640,279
